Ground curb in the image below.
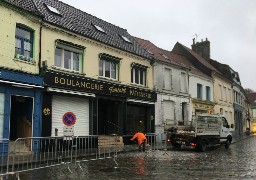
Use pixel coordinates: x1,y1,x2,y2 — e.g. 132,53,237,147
231,134,254,144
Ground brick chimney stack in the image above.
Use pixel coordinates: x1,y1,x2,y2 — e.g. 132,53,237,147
191,38,210,60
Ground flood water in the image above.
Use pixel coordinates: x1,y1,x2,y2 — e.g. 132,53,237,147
17,135,256,180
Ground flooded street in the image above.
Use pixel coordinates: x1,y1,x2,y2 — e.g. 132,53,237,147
18,136,256,180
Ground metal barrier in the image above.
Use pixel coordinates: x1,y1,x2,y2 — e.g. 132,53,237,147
0,135,120,179
0,133,171,178
146,133,170,151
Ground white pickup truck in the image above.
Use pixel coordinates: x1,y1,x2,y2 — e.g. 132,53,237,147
167,113,233,152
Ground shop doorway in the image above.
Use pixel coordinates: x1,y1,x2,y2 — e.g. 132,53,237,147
126,105,147,134
10,95,33,141
98,99,121,135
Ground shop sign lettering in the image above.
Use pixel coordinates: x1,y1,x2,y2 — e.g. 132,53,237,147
44,71,157,101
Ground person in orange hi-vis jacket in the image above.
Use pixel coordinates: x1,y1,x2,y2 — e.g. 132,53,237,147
130,132,147,152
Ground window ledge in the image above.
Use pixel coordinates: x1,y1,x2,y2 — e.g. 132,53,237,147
163,88,173,91
14,58,36,65
130,83,148,89
51,66,84,75
98,76,120,83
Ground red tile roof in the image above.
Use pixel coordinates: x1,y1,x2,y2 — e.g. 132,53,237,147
134,37,210,79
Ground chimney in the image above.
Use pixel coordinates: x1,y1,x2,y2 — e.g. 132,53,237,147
191,38,210,60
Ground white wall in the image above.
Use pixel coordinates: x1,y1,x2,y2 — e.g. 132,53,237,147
154,61,190,133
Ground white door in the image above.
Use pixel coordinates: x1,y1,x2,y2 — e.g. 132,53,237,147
52,95,89,136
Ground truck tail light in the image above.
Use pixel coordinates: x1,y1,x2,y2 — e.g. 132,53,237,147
191,143,196,147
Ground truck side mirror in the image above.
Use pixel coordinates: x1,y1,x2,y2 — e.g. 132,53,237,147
231,124,234,128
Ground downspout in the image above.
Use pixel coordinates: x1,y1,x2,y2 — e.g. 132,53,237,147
39,22,42,74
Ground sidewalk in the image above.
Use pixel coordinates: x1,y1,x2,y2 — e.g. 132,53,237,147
231,133,254,143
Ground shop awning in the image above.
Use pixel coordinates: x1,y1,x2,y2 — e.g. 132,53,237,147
47,87,95,97
0,80,44,89
127,98,155,105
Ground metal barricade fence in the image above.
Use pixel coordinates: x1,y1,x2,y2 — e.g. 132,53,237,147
0,135,119,178
0,139,9,177
146,133,169,151
0,133,171,178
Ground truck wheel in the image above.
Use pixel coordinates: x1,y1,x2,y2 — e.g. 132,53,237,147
227,135,232,143
172,142,181,148
225,140,230,149
201,143,206,152
195,140,206,152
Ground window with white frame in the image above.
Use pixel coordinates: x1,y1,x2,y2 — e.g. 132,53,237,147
228,88,232,103
223,87,227,101
206,86,211,101
180,72,187,93
99,54,119,80
54,41,84,72
15,24,34,60
131,63,147,86
164,68,172,90
197,83,202,99
219,85,222,100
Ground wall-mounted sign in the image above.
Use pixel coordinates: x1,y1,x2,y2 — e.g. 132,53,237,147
44,71,157,102
43,108,51,116
63,126,74,137
62,112,76,126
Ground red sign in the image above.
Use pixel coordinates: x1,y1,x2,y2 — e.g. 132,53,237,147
63,112,76,126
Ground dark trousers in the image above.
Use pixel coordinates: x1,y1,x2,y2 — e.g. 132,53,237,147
139,140,146,152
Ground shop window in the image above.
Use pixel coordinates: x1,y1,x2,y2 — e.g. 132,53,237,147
15,24,34,62
99,54,119,80
131,63,147,86
54,41,84,72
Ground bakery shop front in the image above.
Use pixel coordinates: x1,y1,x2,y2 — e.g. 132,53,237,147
42,71,157,137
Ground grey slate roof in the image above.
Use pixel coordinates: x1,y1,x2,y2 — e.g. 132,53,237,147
31,0,151,59
3,0,42,16
3,0,150,59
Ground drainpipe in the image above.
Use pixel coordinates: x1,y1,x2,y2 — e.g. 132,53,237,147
39,22,42,75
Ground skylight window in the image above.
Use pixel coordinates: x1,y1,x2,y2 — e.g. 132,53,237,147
93,24,105,33
147,50,154,55
120,35,131,43
45,4,60,15
190,66,196,69
162,54,169,59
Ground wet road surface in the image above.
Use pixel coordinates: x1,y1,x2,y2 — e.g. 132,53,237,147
16,135,256,180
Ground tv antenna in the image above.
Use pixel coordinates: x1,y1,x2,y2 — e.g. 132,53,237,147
192,34,199,43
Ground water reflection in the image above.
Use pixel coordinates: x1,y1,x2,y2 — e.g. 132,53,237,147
135,157,145,175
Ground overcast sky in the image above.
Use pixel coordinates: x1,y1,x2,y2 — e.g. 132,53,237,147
61,0,256,91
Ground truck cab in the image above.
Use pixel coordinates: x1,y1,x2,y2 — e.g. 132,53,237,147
220,115,233,144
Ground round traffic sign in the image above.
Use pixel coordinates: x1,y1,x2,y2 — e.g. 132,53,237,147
63,112,76,126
